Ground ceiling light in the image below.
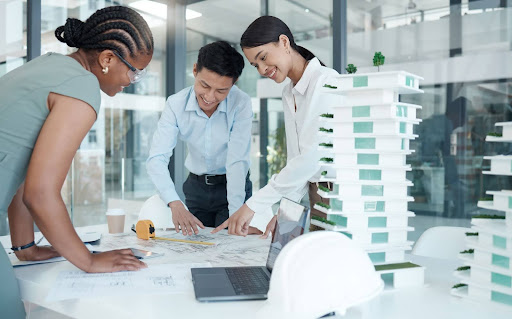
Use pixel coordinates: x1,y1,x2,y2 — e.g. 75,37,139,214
304,8,310,13
129,1,202,20
408,0,417,10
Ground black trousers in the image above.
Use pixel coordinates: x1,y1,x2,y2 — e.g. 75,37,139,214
183,173,252,228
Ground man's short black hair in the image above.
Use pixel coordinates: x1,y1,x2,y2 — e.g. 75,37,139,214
196,41,244,82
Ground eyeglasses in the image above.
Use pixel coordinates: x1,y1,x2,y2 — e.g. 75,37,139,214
113,51,147,83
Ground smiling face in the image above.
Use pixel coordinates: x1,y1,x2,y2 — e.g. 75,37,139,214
243,35,292,84
193,64,235,117
95,50,153,96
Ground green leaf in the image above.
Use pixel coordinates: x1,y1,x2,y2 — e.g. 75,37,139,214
472,214,505,219
345,64,357,74
452,283,467,289
312,215,336,225
487,132,502,137
318,185,330,192
315,202,331,209
319,127,333,133
320,157,334,163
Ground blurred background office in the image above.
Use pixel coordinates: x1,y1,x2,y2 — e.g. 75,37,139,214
1,0,511,240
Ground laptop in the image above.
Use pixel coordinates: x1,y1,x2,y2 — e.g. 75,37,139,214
191,197,310,302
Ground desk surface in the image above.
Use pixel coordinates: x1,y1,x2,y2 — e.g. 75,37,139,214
7,226,512,319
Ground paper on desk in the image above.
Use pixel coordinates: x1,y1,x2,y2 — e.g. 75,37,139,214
46,262,211,302
9,244,94,267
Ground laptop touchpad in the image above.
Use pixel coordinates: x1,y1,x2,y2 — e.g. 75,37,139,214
195,274,235,296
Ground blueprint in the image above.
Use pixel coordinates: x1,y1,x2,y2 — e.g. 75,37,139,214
94,228,271,267
46,263,210,301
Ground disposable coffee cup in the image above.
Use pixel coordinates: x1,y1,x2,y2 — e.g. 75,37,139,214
106,208,125,234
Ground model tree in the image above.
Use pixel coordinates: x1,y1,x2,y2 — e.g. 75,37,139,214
373,52,385,71
345,64,357,74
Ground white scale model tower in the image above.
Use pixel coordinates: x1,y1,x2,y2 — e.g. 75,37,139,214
312,71,425,287
452,122,512,306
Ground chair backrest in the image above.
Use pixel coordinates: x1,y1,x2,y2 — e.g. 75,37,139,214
138,195,173,229
0,243,26,319
260,231,383,319
411,226,470,259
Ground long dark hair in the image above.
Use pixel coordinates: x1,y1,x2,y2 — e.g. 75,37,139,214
55,6,153,59
240,16,324,66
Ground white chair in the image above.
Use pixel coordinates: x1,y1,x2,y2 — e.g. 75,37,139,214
411,226,471,259
259,231,384,319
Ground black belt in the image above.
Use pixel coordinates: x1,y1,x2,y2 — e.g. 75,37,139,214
190,173,227,186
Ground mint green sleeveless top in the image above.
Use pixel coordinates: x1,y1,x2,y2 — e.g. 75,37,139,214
0,52,101,213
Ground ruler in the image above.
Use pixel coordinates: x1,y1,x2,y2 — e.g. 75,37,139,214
152,236,215,246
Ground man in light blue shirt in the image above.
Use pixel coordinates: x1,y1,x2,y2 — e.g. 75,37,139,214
147,41,255,236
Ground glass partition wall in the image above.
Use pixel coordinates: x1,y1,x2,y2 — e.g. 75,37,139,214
346,0,512,239
1,0,511,239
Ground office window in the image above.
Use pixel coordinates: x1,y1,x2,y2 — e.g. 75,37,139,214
347,1,512,240
0,0,26,78
39,0,167,227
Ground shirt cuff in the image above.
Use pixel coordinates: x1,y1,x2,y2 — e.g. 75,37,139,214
249,207,274,233
159,188,181,206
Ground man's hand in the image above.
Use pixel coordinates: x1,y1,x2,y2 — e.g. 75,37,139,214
211,204,255,236
169,201,205,236
260,215,277,239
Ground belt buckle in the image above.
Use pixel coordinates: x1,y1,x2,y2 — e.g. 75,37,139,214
205,174,215,186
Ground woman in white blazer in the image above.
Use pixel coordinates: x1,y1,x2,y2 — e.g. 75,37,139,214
213,16,340,236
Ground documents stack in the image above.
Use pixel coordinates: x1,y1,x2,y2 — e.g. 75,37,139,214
313,71,425,288
452,122,512,306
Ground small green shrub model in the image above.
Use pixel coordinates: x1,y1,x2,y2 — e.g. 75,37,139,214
319,127,333,133
373,52,385,71
460,249,474,254
321,170,328,176
465,232,478,236
315,202,331,209
312,215,336,225
452,283,467,289
319,142,333,148
323,84,337,89
456,266,471,271
318,185,330,193
345,64,357,74
472,214,505,219
487,132,502,137
320,157,334,163
320,113,334,118
478,196,493,201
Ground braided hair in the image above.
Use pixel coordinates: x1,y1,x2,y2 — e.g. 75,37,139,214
55,6,153,59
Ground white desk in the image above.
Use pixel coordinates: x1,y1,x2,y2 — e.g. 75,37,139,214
6,227,512,319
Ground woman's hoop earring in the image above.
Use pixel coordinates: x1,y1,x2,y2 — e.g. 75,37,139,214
102,66,109,74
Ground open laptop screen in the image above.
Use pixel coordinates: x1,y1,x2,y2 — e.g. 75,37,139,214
265,197,310,272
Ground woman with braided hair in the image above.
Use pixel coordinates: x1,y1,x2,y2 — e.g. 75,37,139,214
0,5,153,282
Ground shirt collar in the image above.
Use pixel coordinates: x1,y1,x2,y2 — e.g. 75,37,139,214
185,87,228,116
293,57,320,96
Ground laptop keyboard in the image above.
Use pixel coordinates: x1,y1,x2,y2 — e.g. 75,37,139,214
225,267,270,295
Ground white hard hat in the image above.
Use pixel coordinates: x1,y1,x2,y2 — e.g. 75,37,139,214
138,195,173,229
260,231,383,319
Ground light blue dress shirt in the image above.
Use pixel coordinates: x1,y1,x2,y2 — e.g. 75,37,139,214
146,85,253,215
